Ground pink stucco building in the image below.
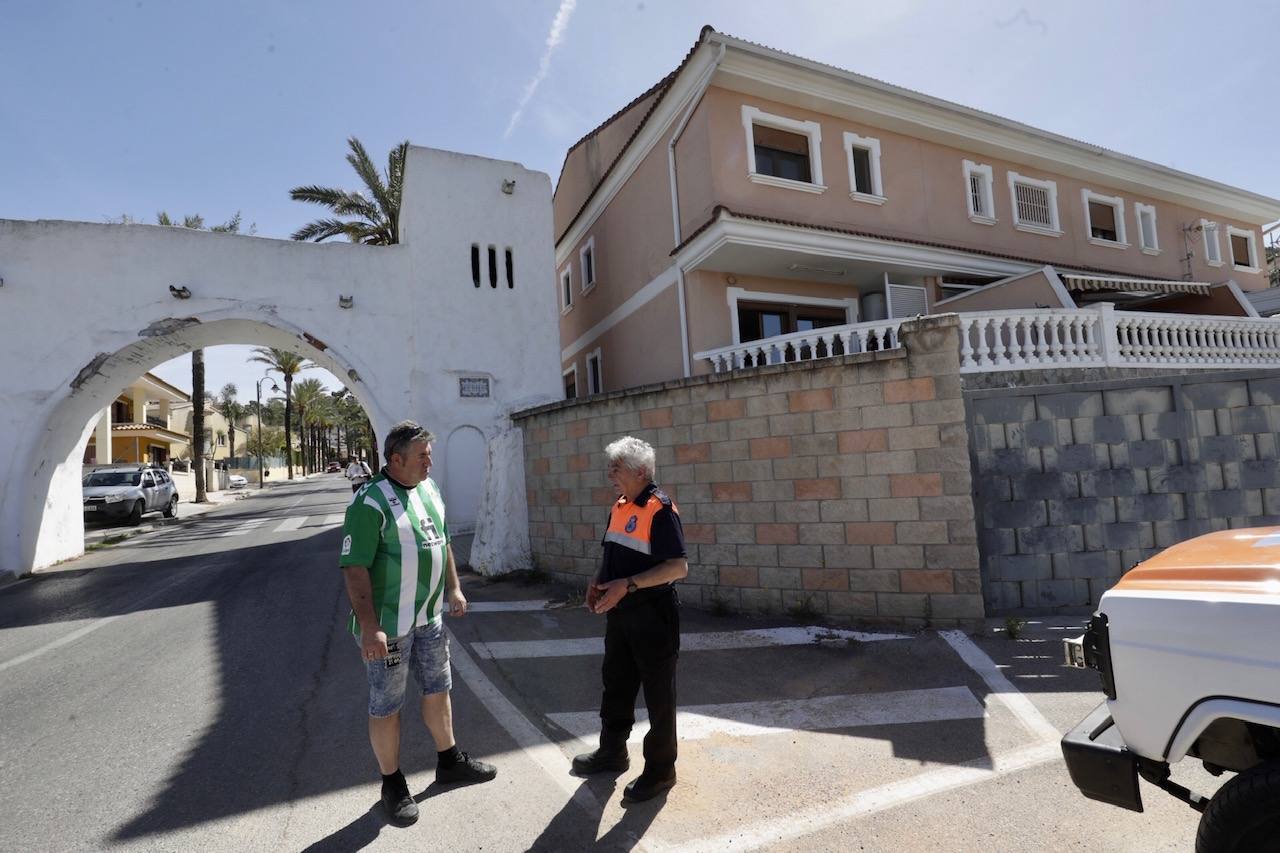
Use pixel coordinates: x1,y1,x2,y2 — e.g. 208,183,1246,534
553,27,1280,396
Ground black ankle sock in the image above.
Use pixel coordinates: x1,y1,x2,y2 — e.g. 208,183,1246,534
381,769,404,787
438,745,463,767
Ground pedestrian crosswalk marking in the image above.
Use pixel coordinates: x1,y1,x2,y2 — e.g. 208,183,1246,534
468,600,552,613
470,625,910,660
322,513,345,526
274,517,306,532
217,519,267,537
547,686,985,744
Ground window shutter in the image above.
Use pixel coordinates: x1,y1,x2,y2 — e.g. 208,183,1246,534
887,284,928,319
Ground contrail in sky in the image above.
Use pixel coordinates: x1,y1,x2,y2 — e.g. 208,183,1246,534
504,0,577,139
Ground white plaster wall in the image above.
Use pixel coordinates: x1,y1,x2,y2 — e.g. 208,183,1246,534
0,146,561,579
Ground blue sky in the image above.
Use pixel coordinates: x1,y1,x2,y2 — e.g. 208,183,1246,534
4,1,1279,398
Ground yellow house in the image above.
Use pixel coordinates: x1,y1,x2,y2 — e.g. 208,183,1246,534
84,373,191,466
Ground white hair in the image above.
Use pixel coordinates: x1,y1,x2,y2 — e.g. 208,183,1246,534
605,435,655,480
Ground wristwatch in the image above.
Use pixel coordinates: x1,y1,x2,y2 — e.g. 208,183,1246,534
626,579,639,595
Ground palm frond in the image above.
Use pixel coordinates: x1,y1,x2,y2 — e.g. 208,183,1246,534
346,137,396,227
291,218,352,243
289,185,349,208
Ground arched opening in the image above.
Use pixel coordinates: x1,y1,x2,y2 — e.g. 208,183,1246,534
18,315,392,571
443,425,486,534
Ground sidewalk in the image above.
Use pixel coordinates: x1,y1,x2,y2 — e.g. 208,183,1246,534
83,488,253,548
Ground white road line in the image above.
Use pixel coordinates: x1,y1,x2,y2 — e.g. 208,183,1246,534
273,516,307,533
548,686,984,744
468,600,551,613
322,514,345,526
939,630,1061,743
472,625,909,660
217,519,268,538
654,740,1062,853
445,627,656,853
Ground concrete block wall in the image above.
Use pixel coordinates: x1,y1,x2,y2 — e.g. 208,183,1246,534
513,316,983,629
970,370,1280,614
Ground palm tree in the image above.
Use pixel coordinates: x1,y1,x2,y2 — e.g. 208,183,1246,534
290,378,327,475
214,383,247,463
249,348,310,479
289,137,409,245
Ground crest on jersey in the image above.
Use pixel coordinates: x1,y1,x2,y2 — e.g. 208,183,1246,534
625,515,638,533
341,535,352,556
419,514,445,547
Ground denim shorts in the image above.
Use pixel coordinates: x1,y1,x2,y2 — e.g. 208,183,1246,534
357,619,452,717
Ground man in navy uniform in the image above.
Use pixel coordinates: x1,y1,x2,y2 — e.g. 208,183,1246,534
573,435,688,801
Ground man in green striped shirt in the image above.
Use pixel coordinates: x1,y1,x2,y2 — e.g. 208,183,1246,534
340,420,496,826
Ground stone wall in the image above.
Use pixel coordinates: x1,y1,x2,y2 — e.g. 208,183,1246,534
970,369,1280,614
512,316,983,629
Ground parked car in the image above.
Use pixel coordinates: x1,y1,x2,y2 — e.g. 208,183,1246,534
82,464,178,524
326,461,341,473
228,474,248,489
1061,527,1280,852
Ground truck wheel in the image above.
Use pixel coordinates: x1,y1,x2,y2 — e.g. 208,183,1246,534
127,500,144,526
1196,761,1280,853
163,496,177,519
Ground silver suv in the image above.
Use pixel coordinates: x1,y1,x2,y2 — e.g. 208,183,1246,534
83,464,178,525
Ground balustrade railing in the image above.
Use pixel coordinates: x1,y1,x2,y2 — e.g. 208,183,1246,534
693,306,1280,375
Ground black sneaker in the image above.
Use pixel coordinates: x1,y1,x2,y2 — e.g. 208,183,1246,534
435,752,497,785
623,768,676,802
380,774,419,826
571,747,630,775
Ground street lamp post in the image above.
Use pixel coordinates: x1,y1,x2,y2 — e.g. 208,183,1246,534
255,372,280,490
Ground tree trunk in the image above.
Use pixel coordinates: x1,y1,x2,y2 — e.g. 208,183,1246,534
284,378,294,479
193,349,207,502
228,424,236,466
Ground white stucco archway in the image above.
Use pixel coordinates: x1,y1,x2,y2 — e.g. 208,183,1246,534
0,147,560,579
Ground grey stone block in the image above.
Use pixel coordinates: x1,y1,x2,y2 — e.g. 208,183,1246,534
1042,444,1104,473
1127,440,1168,469
978,527,1017,556
1034,578,1088,607
1102,522,1153,550
1011,471,1080,502
1035,391,1104,419
1182,380,1250,411
1197,435,1253,464
1239,460,1280,490
1080,468,1140,498
990,553,1052,581
1103,387,1173,416
1230,406,1273,435
1141,411,1190,441
1247,376,1280,405
973,395,1036,424
1048,497,1117,526
1155,464,1209,493
1016,525,1084,555
983,501,1047,529
982,448,1041,476
1206,489,1257,518
1022,420,1059,448
1257,433,1278,461
984,581,1023,612
1116,493,1177,523
1153,519,1211,548
976,475,1012,502
1091,415,1134,445
1061,551,1113,580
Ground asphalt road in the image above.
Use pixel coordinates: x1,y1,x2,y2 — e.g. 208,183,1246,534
0,476,1221,851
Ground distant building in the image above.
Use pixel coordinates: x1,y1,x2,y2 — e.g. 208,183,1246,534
84,372,190,466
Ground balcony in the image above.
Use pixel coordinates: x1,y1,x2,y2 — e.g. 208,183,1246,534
694,306,1280,375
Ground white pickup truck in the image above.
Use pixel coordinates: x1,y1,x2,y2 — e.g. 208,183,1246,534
1062,527,1280,853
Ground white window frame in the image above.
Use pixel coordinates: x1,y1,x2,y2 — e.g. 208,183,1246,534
741,105,826,194
585,348,603,395
1201,219,1223,267
1133,202,1160,254
726,286,859,345
843,131,884,204
1081,189,1128,248
1007,171,1062,236
559,265,573,313
579,236,597,294
962,160,996,225
562,364,578,400
1227,225,1260,273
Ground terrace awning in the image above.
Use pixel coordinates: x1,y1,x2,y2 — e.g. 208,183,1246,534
1061,274,1212,296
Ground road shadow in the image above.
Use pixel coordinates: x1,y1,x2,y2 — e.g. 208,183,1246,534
526,777,664,852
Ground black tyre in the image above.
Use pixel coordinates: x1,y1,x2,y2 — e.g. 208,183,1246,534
1196,761,1280,853
163,496,177,519
127,500,144,526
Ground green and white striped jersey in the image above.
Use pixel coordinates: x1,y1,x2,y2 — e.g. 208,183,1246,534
339,471,450,637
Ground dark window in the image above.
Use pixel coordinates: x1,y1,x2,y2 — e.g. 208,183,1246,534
561,272,572,308
851,146,873,194
470,244,480,287
113,400,129,423
587,355,602,395
1232,233,1254,267
488,246,498,288
564,371,577,400
582,247,595,287
737,301,846,342
1088,200,1118,242
752,124,812,183
505,249,514,288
